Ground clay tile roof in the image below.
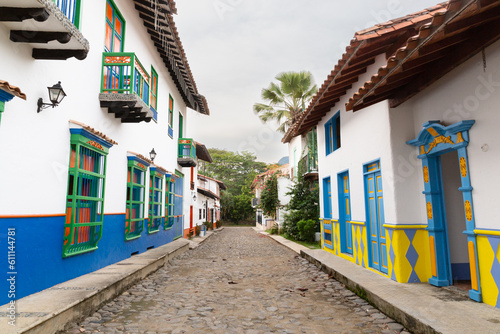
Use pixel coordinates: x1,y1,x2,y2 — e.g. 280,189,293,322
281,1,450,143
0,80,26,100
69,120,118,146
127,151,153,165
132,0,210,115
154,165,168,175
347,0,499,112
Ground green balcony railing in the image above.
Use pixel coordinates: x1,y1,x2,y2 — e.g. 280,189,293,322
53,0,82,28
101,52,150,106
298,152,318,176
178,138,196,159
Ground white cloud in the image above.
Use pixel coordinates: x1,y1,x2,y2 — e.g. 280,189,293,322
176,0,441,163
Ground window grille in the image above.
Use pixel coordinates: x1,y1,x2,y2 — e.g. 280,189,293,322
63,130,111,258
125,158,148,240
148,168,164,233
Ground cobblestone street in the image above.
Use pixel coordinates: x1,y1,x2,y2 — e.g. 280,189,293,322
63,228,409,334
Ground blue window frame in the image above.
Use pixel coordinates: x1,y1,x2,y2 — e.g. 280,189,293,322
325,111,341,155
323,177,332,219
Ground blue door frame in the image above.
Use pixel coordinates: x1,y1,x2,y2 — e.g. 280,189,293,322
364,161,388,274
407,120,481,302
323,177,334,250
338,171,352,254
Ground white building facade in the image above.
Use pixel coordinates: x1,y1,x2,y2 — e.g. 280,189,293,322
0,0,210,304
286,0,500,309
195,174,225,229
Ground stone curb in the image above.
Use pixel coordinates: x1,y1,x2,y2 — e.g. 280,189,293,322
252,228,308,255
300,249,436,334
0,238,190,334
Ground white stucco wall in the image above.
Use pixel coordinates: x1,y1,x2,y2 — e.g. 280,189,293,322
317,54,401,224
288,135,302,180
406,39,500,230
0,0,195,216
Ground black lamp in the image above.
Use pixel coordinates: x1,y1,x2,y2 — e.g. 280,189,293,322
149,148,157,162
37,81,66,113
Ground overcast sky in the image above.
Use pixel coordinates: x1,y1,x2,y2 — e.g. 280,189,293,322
175,0,441,163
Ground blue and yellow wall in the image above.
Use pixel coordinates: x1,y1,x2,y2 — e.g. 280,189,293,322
321,219,432,282
321,220,500,308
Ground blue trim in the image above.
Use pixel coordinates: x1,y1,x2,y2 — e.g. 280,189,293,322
168,126,173,138
325,111,340,156
410,120,481,301
70,128,114,148
322,176,332,219
150,106,158,123
407,120,475,147
127,155,151,167
469,289,482,302
0,213,183,305
0,89,14,103
150,166,166,175
337,170,352,254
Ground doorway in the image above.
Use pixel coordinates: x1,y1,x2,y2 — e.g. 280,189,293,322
441,151,471,291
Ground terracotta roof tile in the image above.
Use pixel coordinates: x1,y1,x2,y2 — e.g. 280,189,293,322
69,120,118,146
127,151,153,165
282,1,450,143
346,0,493,112
0,80,26,100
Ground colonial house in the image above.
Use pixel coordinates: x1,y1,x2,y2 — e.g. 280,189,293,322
252,164,292,230
195,174,226,229
284,0,500,308
0,0,211,305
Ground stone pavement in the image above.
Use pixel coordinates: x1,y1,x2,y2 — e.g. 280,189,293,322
62,227,407,334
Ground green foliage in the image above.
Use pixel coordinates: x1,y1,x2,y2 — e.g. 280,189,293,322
269,223,279,235
283,173,319,241
194,225,201,236
259,174,280,219
254,71,318,133
198,149,266,195
197,149,267,224
297,219,317,242
203,221,213,230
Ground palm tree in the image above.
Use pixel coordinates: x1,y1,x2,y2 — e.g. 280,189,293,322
254,71,318,134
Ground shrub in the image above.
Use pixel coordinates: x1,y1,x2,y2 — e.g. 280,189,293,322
269,223,279,235
283,210,301,240
194,225,201,236
297,219,317,242
203,221,213,230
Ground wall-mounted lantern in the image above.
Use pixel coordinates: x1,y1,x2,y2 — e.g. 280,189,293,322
37,81,66,113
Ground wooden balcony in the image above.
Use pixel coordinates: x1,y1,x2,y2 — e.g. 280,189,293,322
298,152,319,180
177,138,196,167
0,0,88,60
99,52,153,123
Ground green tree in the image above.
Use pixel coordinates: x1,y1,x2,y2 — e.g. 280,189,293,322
198,149,266,196
259,174,280,219
199,149,267,223
254,71,318,133
283,172,319,240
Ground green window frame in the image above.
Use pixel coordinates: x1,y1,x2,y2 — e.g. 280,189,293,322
148,168,164,234
63,129,113,258
104,0,125,52
150,66,158,122
178,112,183,138
168,94,174,137
165,175,175,229
125,157,148,240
